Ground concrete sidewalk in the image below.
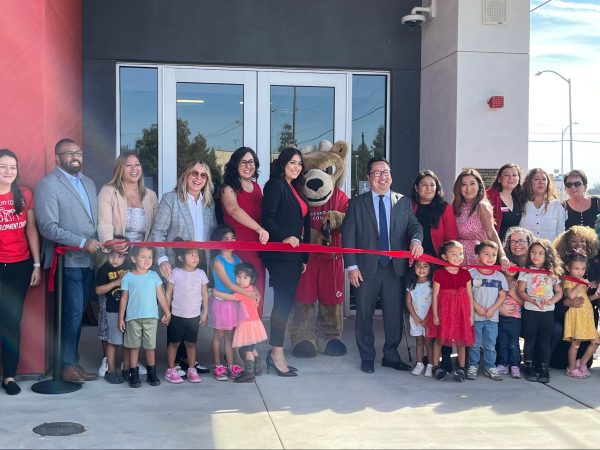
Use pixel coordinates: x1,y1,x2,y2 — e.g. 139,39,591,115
2,317,600,449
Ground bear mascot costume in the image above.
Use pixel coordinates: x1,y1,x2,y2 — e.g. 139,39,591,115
288,140,349,358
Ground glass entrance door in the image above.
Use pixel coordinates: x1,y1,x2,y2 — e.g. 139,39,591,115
256,71,348,186
162,68,257,194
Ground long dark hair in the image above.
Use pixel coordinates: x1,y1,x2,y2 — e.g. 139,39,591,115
0,149,25,214
410,169,448,228
270,147,306,198
491,163,523,199
222,147,260,193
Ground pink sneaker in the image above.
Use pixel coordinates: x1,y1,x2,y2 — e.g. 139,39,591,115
214,364,228,381
510,365,521,379
566,367,587,379
187,368,202,383
164,367,184,384
228,364,242,379
496,364,509,375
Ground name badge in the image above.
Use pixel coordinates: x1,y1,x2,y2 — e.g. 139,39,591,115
500,206,510,213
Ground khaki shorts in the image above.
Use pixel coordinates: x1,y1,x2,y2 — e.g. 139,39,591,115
124,318,158,350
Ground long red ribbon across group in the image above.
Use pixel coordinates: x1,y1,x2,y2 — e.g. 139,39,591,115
49,240,585,291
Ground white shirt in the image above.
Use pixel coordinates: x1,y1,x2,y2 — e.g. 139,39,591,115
519,199,565,241
187,193,205,242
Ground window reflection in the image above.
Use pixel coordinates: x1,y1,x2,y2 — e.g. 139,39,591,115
119,67,158,191
351,75,387,197
176,83,244,187
270,86,334,159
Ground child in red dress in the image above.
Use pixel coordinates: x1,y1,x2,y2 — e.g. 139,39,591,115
427,240,475,382
213,262,267,383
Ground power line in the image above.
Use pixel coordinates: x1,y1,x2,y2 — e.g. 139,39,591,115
530,0,552,13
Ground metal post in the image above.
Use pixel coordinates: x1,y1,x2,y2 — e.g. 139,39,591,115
567,78,573,171
31,253,82,394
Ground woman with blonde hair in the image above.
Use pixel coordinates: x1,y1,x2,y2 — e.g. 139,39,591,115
519,168,565,241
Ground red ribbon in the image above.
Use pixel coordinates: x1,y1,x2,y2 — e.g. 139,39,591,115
48,240,586,291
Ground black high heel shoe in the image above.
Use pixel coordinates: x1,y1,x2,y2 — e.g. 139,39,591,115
266,351,297,377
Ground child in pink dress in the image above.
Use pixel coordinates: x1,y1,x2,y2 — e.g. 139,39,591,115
426,240,475,382
214,263,267,383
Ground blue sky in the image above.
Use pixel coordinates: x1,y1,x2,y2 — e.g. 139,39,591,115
529,0,600,185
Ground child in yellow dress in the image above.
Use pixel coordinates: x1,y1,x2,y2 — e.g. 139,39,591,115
563,254,600,379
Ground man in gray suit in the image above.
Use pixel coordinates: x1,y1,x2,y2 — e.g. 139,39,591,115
35,138,101,383
342,157,423,373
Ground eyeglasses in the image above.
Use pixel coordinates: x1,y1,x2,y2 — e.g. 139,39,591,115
565,180,583,189
239,159,255,167
369,170,391,178
509,239,527,246
190,170,208,179
58,151,83,158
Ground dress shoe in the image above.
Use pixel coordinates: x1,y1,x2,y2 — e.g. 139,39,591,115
74,364,99,381
2,380,21,395
62,366,85,383
360,360,374,373
381,358,411,371
265,350,297,377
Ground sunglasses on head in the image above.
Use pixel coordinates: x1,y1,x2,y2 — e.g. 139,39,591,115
565,181,583,188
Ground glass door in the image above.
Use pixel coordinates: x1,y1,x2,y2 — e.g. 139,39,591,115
256,71,348,187
162,68,257,196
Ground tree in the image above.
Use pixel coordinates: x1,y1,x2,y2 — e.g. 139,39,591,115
587,183,600,195
134,123,159,180
278,123,296,152
371,125,385,159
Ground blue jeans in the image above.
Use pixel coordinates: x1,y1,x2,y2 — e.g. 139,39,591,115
497,316,521,367
470,320,498,369
61,267,94,367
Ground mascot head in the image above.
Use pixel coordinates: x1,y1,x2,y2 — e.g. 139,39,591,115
300,140,349,207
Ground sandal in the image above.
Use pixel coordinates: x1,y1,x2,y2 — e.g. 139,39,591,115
566,367,587,379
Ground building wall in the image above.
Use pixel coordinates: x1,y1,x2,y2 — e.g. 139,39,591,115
83,0,422,193
420,0,529,192
0,0,82,375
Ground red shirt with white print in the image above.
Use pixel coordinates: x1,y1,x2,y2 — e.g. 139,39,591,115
0,187,33,262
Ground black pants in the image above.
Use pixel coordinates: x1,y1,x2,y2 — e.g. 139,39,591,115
522,309,553,364
266,260,302,347
0,259,33,378
354,264,404,362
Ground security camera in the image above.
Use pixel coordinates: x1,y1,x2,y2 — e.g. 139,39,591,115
401,13,426,26
401,1,436,27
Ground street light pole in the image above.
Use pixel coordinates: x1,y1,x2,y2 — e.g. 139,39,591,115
535,70,573,170
560,122,578,179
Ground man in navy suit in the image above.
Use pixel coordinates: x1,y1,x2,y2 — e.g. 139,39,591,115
342,157,423,373
35,139,101,383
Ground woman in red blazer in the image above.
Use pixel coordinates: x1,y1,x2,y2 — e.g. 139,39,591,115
410,170,458,257
485,163,523,242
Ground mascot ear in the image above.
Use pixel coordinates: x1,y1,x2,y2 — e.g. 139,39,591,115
331,141,349,161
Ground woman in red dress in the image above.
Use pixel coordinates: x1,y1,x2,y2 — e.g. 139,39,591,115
221,147,268,316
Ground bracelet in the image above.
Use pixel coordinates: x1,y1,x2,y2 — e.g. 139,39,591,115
33,263,41,268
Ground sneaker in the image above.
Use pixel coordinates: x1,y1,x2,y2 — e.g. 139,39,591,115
496,364,509,375
194,362,211,374
454,368,465,383
174,365,186,378
187,368,202,383
214,364,228,381
98,356,108,377
411,362,425,376
466,366,478,380
484,367,503,381
434,367,447,381
510,365,521,379
104,371,124,384
164,367,184,384
228,364,243,379
424,364,434,378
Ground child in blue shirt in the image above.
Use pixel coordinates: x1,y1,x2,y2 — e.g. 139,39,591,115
119,246,170,388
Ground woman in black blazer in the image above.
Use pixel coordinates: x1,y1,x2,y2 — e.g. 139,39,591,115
261,147,311,377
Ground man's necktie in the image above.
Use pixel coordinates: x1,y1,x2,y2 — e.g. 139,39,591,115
378,194,390,265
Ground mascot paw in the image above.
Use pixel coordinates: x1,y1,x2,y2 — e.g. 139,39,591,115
292,340,318,358
322,339,347,356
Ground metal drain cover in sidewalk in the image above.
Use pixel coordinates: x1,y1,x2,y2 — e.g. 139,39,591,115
33,422,85,436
